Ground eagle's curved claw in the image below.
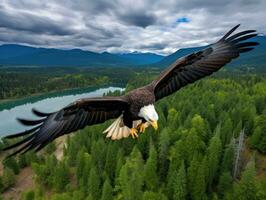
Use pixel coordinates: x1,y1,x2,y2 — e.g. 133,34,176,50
130,128,139,139
137,123,147,133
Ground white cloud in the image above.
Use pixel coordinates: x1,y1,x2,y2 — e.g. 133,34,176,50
0,0,265,55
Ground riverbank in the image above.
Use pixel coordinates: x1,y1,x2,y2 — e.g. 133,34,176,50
0,83,125,110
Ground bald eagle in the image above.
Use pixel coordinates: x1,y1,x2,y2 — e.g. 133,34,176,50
2,24,258,157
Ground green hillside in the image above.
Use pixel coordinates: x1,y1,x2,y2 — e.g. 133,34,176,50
1,72,266,200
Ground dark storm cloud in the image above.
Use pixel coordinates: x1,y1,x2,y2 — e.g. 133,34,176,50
0,28,50,46
0,0,265,54
65,0,114,14
138,42,166,50
118,12,157,28
83,23,117,39
0,5,75,36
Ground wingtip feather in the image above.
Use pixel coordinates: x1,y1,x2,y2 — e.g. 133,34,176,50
3,125,41,139
17,118,45,126
32,108,52,117
220,24,241,41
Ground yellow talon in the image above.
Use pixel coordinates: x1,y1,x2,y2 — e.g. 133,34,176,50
137,123,147,133
130,128,139,139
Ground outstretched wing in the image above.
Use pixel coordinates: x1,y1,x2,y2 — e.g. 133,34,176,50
152,24,258,101
2,96,129,157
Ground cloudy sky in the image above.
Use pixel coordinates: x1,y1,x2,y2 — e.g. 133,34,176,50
0,0,265,55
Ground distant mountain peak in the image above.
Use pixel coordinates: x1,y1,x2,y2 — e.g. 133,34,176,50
0,44,164,67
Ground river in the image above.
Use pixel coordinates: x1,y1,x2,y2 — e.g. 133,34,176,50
0,86,124,137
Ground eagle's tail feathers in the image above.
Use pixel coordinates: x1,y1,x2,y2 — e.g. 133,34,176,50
103,115,130,140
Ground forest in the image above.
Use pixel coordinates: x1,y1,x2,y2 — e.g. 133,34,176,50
0,67,151,100
0,70,266,200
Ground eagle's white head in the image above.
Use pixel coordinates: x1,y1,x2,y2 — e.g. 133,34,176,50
138,104,159,130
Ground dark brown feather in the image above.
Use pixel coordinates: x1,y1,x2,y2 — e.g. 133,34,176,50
2,96,129,157
150,24,258,101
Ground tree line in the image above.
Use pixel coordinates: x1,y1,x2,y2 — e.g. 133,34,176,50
0,67,146,100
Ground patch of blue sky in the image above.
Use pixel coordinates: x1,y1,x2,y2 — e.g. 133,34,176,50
176,17,190,23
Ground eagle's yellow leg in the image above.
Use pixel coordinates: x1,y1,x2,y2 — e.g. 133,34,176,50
130,128,139,139
137,123,148,133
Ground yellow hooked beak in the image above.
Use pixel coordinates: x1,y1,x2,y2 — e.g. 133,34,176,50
150,121,158,130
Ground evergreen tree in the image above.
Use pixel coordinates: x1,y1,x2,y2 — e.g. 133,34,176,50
76,147,87,185
234,120,243,138
81,153,92,189
88,167,101,199
104,142,117,182
115,149,124,186
173,161,187,200
144,142,158,191
191,114,208,142
52,161,70,192
4,157,20,174
250,127,262,150
220,140,235,173
253,110,266,153
184,129,205,164
2,167,15,188
66,137,79,166
220,117,233,146
158,128,170,181
206,131,222,189
91,139,107,172
231,108,242,129
167,108,180,136
241,106,256,134
118,146,144,200
205,104,217,130
167,141,184,197
192,156,207,200
187,153,201,198
101,178,113,200
32,154,57,187
18,154,27,169
217,171,233,197
256,177,266,200
234,158,257,200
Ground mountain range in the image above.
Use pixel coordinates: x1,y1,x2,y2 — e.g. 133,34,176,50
0,45,164,67
0,44,164,67
155,36,266,69
0,36,265,68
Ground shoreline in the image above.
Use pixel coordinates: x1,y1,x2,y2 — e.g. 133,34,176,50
0,85,96,104
0,83,124,105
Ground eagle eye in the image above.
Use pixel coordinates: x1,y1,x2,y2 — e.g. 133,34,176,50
148,118,154,122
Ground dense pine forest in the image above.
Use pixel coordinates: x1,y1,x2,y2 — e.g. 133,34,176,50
0,71,266,199
0,67,147,100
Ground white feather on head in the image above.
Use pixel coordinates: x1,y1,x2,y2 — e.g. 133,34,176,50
138,104,158,122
